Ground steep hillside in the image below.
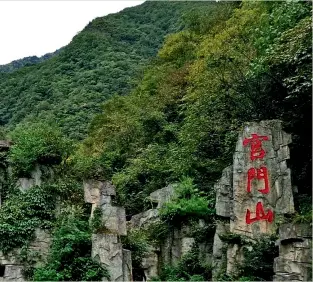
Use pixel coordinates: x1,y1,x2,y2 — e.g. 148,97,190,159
0,1,311,281
75,1,312,216
0,1,215,139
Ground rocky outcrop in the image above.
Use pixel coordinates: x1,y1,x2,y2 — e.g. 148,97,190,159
84,180,131,281
212,120,296,279
0,265,23,282
128,185,212,280
148,184,176,209
212,222,229,280
0,229,51,281
273,223,312,281
214,166,233,218
231,120,294,237
129,185,176,280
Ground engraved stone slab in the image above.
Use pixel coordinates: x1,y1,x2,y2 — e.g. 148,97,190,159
231,120,294,237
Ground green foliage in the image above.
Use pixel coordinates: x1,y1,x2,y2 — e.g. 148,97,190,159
0,185,55,254
0,2,213,140
160,178,215,225
144,220,172,244
293,194,312,223
158,245,212,281
8,122,73,176
121,229,149,280
79,0,312,219
219,232,250,246
90,207,105,232
237,235,278,281
32,207,109,281
0,50,60,73
190,221,215,245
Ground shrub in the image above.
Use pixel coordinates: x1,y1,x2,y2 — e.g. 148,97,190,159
0,185,55,254
32,208,109,281
121,229,149,281
160,177,215,225
238,235,278,281
9,122,73,176
158,245,211,281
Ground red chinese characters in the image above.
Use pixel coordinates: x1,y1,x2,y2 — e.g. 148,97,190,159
243,133,269,161
247,167,269,194
243,133,274,225
246,202,274,224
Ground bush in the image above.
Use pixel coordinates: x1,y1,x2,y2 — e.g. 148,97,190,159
158,245,211,281
9,122,73,176
121,229,149,281
0,185,55,254
32,208,109,281
160,177,215,225
238,235,278,281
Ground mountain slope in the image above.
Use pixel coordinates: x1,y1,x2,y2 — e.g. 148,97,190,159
0,49,61,73
75,1,312,215
0,1,214,139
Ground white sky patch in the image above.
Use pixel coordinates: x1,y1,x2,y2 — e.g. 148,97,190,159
0,1,145,65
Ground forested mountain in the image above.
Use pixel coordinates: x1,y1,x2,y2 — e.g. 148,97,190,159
0,1,311,281
0,49,61,73
0,1,215,139
74,1,312,215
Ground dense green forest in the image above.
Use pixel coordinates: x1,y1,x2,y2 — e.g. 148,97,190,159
75,1,312,215
0,1,311,281
0,1,213,139
0,49,61,73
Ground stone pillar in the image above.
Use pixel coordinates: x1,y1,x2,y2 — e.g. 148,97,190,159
0,228,51,281
231,120,294,237
212,120,296,279
212,222,230,280
212,165,232,280
84,180,131,281
273,223,312,281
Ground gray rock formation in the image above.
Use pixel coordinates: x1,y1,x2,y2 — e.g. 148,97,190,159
142,246,159,280
214,166,233,218
273,223,312,281
0,265,24,281
84,180,130,281
84,180,127,236
212,222,229,280
91,234,125,281
212,120,296,279
148,184,176,209
231,120,294,237
129,209,159,229
0,229,51,281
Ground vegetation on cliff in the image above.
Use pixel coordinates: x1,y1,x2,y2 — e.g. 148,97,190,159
76,1,312,217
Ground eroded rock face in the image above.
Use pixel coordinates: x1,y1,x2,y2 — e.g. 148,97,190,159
102,206,127,236
0,229,51,281
142,246,159,280
215,166,233,218
148,184,176,209
85,180,130,281
129,209,159,229
92,234,124,281
1,265,24,281
273,223,312,282
17,165,42,192
84,180,127,236
212,222,230,280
